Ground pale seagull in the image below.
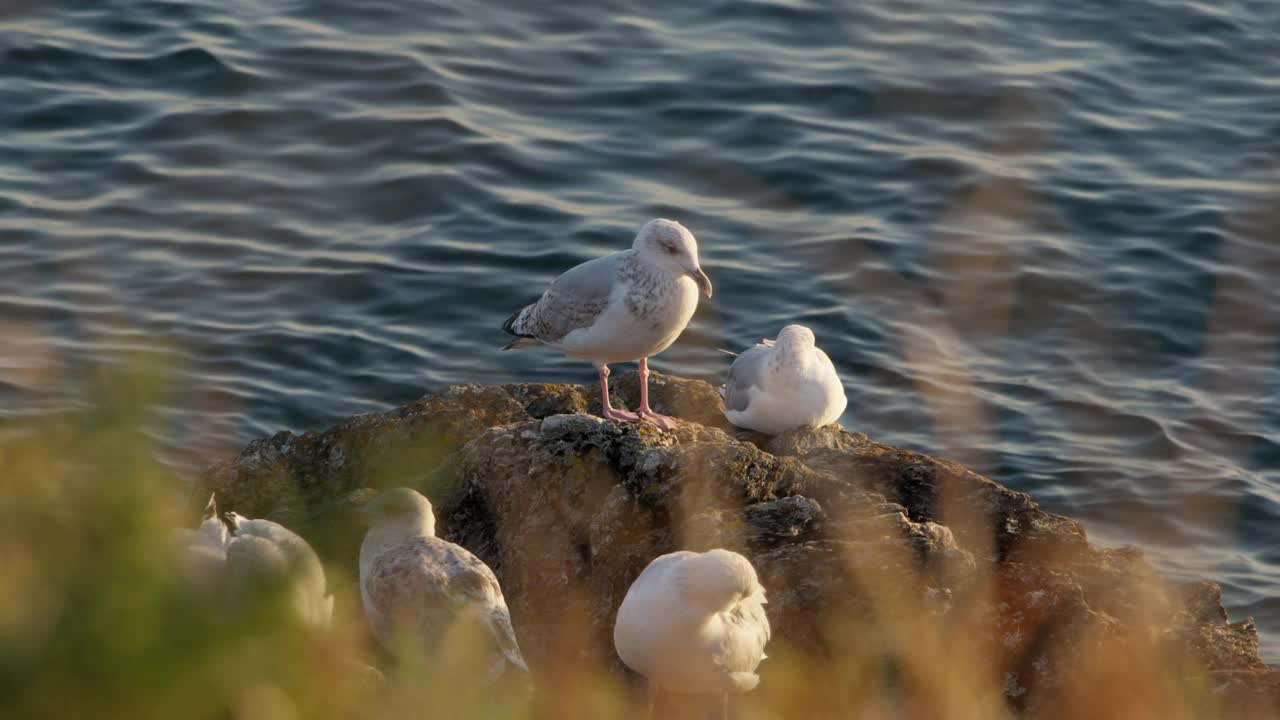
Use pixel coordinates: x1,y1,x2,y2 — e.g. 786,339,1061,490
721,324,847,435
358,488,528,680
171,496,334,628
501,218,713,430
224,511,335,628
171,494,230,586
613,549,771,719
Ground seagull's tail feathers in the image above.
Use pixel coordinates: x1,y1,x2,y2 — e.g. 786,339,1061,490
501,307,525,336
501,336,541,351
485,603,531,685
201,493,218,521
501,305,541,350
716,349,739,400
725,671,760,693
504,645,530,673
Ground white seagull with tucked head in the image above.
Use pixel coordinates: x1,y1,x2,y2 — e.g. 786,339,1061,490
721,324,847,435
613,549,771,719
502,218,713,430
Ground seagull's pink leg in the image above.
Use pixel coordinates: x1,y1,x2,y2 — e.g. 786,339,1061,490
636,357,678,430
598,364,639,423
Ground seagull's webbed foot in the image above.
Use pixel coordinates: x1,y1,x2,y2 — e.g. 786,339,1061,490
637,409,678,431
603,406,641,423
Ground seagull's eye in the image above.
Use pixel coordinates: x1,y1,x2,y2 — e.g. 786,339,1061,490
661,242,678,255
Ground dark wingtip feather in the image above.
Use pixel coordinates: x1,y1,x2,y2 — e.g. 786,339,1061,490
501,308,523,336
501,304,540,350
501,337,540,351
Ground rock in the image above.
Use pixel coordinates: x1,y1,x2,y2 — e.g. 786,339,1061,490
1172,618,1268,673
1210,669,1280,718
762,424,1090,562
196,372,1276,717
1176,580,1231,625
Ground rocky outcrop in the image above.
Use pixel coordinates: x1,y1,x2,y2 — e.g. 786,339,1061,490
198,372,1279,717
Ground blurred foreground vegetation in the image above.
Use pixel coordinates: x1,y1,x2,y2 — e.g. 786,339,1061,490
0,359,1248,720
0,359,607,720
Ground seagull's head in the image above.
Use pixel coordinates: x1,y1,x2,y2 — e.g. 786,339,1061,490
687,549,766,612
634,218,712,298
223,511,270,540
223,511,244,533
358,487,436,537
775,324,816,351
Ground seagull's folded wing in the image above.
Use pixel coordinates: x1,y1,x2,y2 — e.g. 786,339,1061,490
724,344,772,413
512,253,621,343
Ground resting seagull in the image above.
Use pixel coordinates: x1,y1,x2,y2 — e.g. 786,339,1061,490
224,511,335,628
502,218,713,430
614,549,771,719
171,497,334,628
171,494,230,587
358,488,528,680
721,324,847,435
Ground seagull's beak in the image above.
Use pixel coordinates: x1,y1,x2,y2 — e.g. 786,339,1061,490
689,267,713,298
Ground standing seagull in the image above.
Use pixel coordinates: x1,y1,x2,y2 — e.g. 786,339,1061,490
501,218,713,430
358,488,527,680
614,549,771,719
721,324,847,435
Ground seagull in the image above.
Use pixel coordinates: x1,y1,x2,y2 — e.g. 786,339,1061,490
613,549,771,719
171,496,334,628
358,487,528,681
501,218,713,430
721,324,847,435
224,511,335,628
171,494,231,587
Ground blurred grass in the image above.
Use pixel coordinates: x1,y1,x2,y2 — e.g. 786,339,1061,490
0,354,564,720
0,354,1239,720
0,356,370,720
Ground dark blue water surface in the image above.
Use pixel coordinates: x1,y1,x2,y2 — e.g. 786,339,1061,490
2,0,1278,659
